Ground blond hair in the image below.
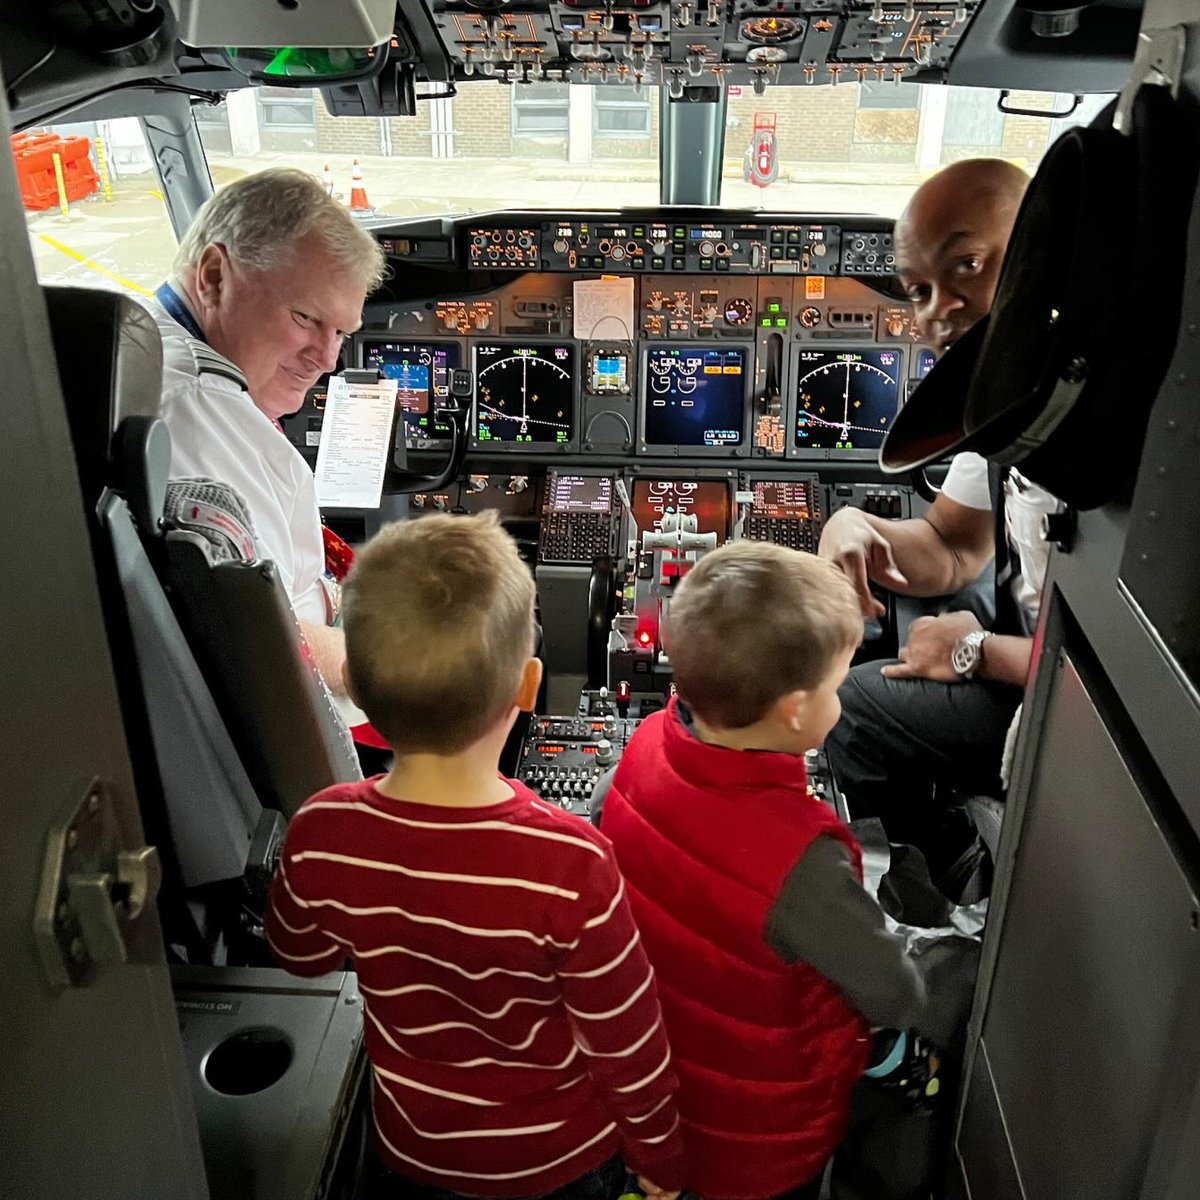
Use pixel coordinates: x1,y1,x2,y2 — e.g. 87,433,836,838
342,512,536,754
664,542,861,729
173,168,386,293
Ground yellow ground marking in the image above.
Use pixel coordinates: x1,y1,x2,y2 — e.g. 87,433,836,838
36,234,154,298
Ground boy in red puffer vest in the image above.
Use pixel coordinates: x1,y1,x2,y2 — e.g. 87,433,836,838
600,543,964,1200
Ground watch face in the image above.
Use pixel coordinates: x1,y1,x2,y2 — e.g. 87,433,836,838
952,634,980,676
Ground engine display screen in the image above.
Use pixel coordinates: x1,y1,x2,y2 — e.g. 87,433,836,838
751,480,815,520
643,346,746,447
475,343,575,445
548,474,613,514
361,341,457,442
794,348,901,451
914,347,937,379
630,479,729,544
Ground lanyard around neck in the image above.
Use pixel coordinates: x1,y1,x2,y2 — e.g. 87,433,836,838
154,282,206,343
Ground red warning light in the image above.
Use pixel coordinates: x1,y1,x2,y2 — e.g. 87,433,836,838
637,630,652,646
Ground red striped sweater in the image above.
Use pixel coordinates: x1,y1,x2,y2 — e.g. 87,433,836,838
266,777,684,1197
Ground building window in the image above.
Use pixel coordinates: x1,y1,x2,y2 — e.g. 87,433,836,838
257,87,317,129
511,83,570,136
857,81,921,110
595,93,651,137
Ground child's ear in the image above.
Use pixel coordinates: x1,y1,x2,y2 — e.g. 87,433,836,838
773,688,810,732
515,657,543,712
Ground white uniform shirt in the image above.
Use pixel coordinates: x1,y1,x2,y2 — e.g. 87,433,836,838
940,451,1063,625
147,298,330,627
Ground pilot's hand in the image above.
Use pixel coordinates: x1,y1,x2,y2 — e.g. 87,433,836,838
818,507,908,620
637,1177,681,1200
883,611,983,683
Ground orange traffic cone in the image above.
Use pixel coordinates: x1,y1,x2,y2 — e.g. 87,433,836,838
348,159,372,212
322,162,333,196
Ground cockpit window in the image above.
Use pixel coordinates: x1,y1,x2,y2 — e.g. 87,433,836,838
16,83,1110,294
17,117,177,298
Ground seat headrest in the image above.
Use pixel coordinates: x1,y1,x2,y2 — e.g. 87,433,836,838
44,286,167,520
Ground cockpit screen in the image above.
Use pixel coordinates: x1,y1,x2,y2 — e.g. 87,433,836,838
630,479,729,544
361,341,456,442
644,346,746,447
914,348,937,379
794,349,901,451
548,474,613,514
475,343,575,445
751,480,814,520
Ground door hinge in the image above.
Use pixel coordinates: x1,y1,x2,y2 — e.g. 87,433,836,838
33,778,162,990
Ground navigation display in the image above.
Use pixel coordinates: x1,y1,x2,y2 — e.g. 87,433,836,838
475,343,575,445
794,348,901,451
643,346,747,447
548,474,613,514
630,479,729,545
751,479,815,520
361,340,456,443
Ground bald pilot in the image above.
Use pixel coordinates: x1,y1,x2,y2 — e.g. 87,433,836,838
817,158,1064,870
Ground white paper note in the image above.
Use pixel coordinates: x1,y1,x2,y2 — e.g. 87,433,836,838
313,374,398,509
573,276,635,341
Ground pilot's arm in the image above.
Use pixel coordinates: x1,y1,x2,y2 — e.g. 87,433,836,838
818,489,993,618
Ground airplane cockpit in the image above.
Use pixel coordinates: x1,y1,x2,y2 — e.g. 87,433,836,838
4,1,1200,1199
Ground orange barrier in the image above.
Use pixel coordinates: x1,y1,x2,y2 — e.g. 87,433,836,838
11,132,100,212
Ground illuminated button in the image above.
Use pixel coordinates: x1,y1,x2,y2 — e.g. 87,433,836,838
673,226,686,238
633,226,646,237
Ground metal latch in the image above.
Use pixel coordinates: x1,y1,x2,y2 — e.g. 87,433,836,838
33,779,162,990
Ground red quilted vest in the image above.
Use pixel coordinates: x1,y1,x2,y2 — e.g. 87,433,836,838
601,700,869,1199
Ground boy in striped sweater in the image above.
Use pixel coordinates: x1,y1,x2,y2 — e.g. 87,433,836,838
266,512,683,1200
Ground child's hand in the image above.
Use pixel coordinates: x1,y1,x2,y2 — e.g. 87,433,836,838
637,1175,681,1200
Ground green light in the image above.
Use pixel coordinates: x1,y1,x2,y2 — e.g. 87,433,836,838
768,303,781,313
774,318,788,327
760,318,772,327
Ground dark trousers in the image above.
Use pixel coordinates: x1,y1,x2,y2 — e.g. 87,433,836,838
825,659,1021,873
368,1155,626,1200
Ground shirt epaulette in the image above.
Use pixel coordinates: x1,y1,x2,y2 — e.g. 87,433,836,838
185,336,248,391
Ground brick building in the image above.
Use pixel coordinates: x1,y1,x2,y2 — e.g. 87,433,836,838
195,82,1096,179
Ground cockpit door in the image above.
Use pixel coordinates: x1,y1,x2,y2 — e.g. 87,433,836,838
0,81,209,1200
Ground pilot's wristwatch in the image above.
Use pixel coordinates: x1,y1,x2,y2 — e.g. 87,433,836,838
951,629,993,680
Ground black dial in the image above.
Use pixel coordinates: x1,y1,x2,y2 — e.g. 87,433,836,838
741,15,804,43
724,297,753,327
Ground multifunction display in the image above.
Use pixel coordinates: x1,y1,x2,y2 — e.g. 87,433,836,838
630,479,729,544
643,346,747,447
794,348,901,451
547,474,613,513
475,343,575,445
361,340,456,445
751,479,815,519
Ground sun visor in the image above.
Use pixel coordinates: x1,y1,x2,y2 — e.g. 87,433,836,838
882,83,1199,510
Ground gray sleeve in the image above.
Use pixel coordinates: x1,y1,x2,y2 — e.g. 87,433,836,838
588,765,618,827
764,836,976,1049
